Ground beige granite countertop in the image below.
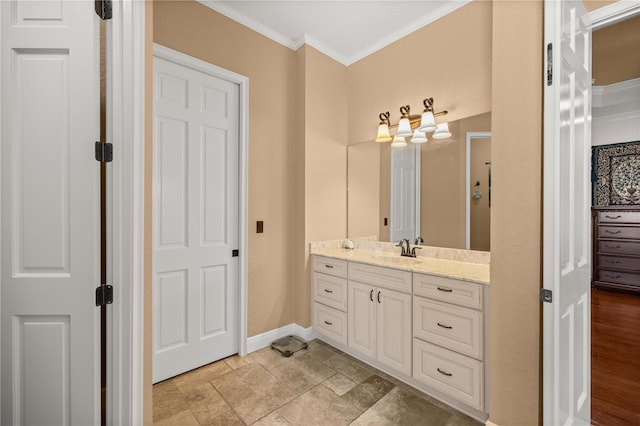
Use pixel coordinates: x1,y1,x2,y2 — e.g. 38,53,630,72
310,242,490,285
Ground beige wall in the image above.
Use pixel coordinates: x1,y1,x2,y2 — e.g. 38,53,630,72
297,46,349,326
347,1,492,146
489,1,542,425
593,14,640,85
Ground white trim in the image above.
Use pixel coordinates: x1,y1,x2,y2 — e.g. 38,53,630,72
246,324,317,354
590,0,640,30
108,0,146,424
151,43,250,359
414,144,421,240
593,78,640,107
195,0,471,66
485,421,499,426
465,132,492,250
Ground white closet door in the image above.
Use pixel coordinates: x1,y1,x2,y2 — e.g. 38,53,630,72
390,145,420,243
153,54,239,383
1,1,100,424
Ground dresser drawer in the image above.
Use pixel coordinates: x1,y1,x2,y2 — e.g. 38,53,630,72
312,256,348,278
597,240,640,256
596,269,640,287
597,255,640,271
414,298,483,360
313,302,347,345
598,210,640,224
348,261,412,293
413,273,482,309
413,339,483,410
312,272,347,311
598,225,640,240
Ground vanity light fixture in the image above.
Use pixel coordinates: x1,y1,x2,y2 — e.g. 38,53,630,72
375,97,449,147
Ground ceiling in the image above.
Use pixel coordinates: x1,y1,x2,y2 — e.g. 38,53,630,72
197,1,470,66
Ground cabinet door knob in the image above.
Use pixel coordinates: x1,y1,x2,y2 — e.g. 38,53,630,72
437,322,453,329
437,368,453,377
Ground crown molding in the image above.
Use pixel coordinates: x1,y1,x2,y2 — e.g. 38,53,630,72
590,0,640,30
593,77,640,108
345,0,472,65
197,0,297,50
197,0,472,67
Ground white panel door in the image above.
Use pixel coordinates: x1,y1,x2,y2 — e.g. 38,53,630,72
543,1,592,425
1,1,100,424
348,282,376,359
390,145,420,243
153,55,239,382
376,288,412,376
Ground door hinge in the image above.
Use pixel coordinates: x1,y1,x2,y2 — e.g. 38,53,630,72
95,0,112,20
547,43,553,86
96,285,113,306
95,141,113,163
232,249,239,257
540,288,553,304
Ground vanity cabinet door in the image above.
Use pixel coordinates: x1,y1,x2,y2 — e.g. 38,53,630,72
376,288,412,376
348,281,376,359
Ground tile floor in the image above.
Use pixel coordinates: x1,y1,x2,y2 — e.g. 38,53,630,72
153,339,482,426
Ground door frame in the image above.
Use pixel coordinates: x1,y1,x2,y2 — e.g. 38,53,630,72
152,43,249,357
465,131,491,250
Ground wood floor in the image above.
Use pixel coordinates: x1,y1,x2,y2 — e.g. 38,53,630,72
592,288,640,426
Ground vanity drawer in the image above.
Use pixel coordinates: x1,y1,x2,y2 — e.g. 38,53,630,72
598,210,640,224
312,272,347,311
413,339,483,410
598,225,640,240
413,273,482,309
312,256,348,278
348,261,412,293
313,302,347,346
414,298,483,360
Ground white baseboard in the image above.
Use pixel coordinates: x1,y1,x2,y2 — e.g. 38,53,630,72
485,421,498,426
246,323,317,354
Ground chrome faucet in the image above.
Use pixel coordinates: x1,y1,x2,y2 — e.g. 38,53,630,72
397,239,411,256
414,236,424,245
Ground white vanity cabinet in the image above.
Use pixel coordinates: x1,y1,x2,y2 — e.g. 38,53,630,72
311,256,348,345
348,262,412,376
412,272,486,411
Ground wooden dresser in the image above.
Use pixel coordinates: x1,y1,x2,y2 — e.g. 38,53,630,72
592,206,640,293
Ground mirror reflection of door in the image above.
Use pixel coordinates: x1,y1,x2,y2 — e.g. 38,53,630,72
468,135,491,251
390,145,420,243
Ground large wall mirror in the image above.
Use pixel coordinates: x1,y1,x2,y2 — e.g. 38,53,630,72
347,112,491,251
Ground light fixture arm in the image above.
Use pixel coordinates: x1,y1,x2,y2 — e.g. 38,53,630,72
378,111,391,126
399,105,411,118
423,97,434,112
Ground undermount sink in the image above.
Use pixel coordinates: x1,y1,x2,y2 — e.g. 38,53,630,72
374,255,423,265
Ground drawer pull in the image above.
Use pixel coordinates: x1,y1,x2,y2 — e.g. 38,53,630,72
437,287,453,293
437,368,453,377
604,274,622,280
370,289,374,302
324,264,334,269
605,245,622,249
377,291,381,303
324,320,333,326
605,230,622,235
437,322,453,329
605,215,622,220
324,289,333,294
604,259,621,265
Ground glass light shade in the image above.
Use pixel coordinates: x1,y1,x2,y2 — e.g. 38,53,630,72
396,117,413,137
410,131,428,144
432,122,452,139
418,111,436,132
375,123,392,143
390,135,407,148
